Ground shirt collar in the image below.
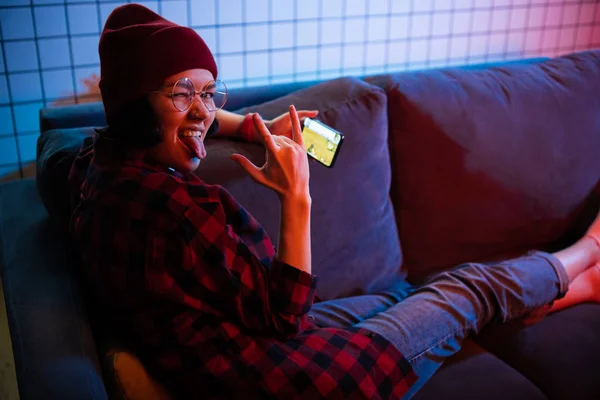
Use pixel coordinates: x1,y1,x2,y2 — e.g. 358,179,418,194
93,134,185,179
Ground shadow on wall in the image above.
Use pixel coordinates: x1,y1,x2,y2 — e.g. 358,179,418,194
51,73,103,107
1,163,36,182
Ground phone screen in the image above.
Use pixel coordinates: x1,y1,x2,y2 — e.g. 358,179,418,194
301,118,344,168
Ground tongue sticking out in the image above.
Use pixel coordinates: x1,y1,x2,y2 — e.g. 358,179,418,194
179,136,206,159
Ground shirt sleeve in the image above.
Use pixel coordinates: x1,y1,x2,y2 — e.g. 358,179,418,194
145,182,318,339
237,113,255,142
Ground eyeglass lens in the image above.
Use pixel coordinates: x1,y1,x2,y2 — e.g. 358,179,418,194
172,78,227,112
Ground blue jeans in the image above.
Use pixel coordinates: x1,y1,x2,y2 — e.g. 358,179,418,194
308,251,569,399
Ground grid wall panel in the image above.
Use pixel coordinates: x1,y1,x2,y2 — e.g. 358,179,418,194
0,0,598,178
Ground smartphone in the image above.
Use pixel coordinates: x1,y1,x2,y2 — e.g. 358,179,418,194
301,118,345,168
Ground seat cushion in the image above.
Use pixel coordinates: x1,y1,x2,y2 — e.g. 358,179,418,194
195,77,405,300
476,303,600,400
370,49,600,282
413,340,546,400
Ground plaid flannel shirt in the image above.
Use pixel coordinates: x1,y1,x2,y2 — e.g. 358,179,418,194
69,135,416,399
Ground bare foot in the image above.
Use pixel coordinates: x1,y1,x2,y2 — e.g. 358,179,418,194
550,264,600,313
589,264,600,303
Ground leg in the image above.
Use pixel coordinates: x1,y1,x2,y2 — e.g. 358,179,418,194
549,208,600,312
308,279,414,329
550,264,600,312
552,236,598,282
356,251,572,399
309,211,600,329
308,222,599,398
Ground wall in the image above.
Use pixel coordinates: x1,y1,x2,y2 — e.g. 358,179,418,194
0,0,599,179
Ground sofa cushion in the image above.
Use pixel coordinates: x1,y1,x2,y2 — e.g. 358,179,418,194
369,50,600,282
36,127,95,230
196,77,405,300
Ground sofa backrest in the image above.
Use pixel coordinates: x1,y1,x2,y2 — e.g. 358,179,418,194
38,56,556,296
39,81,323,133
369,49,600,282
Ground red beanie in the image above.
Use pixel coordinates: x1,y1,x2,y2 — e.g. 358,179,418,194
98,4,218,124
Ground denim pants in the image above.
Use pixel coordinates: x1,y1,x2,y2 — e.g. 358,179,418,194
308,251,570,399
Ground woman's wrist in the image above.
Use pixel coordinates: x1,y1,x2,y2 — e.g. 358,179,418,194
278,193,312,274
279,192,311,209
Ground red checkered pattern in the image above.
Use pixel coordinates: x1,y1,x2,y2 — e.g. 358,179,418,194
69,136,416,399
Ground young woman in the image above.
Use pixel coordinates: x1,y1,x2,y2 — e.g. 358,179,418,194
69,4,600,399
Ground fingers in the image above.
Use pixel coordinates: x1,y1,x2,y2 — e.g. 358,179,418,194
272,135,294,148
297,110,319,136
296,110,319,118
289,105,304,147
230,154,263,184
251,113,278,153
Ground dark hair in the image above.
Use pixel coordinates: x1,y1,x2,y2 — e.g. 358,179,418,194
96,95,220,149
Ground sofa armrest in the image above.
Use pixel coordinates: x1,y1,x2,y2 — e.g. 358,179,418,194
39,102,107,133
0,179,107,400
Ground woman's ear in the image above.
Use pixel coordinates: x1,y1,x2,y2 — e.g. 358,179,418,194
206,118,220,138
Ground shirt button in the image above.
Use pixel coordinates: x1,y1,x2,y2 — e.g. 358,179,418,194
307,315,315,321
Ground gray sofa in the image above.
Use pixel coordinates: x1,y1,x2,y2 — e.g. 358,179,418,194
1,49,600,399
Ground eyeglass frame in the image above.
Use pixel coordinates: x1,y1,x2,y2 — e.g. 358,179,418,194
152,78,228,113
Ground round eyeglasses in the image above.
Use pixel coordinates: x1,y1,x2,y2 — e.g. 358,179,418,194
160,78,228,112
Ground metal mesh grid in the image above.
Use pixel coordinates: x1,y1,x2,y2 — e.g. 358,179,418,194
0,0,599,178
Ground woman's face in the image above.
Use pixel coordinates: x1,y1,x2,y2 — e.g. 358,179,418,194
147,68,217,172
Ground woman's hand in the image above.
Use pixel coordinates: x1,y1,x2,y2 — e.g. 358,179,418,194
264,109,319,140
231,106,310,201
